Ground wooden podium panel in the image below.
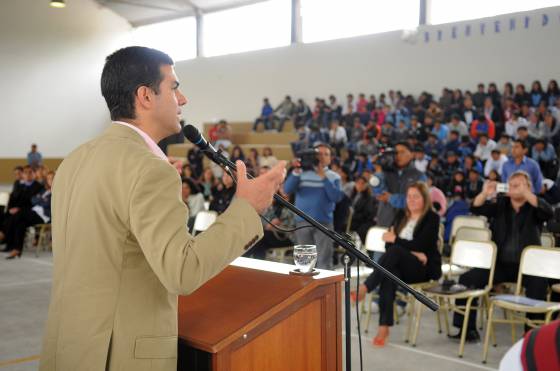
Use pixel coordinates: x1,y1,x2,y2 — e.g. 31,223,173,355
178,258,343,371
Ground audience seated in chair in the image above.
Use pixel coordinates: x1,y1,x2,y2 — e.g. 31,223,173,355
352,182,442,347
450,171,553,343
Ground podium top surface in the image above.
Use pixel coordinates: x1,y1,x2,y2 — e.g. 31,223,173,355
178,258,343,353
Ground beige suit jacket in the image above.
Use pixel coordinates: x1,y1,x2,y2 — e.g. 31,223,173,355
40,124,263,371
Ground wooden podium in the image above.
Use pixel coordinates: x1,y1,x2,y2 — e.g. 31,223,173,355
177,258,343,371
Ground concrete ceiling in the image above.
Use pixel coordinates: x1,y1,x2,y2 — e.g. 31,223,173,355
95,0,268,27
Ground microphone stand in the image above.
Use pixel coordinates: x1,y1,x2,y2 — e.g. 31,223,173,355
203,147,439,371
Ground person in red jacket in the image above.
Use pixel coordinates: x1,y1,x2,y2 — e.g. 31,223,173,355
470,116,496,140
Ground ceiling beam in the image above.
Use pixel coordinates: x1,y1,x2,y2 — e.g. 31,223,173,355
101,0,186,13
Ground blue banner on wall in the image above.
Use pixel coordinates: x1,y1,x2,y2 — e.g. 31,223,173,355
423,12,557,43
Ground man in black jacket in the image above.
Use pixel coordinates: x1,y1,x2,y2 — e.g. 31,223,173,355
450,171,553,342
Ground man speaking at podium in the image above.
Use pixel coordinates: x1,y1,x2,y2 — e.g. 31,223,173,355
39,46,286,371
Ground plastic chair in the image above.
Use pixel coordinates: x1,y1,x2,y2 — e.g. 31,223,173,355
442,226,492,279
482,246,560,363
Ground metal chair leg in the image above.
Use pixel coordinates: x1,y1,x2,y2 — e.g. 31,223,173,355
442,297,450,336
459,297,474,358
509,310,517,345
482,302,495,364
405,298,415,343
364,296,373,334
411,299,424,347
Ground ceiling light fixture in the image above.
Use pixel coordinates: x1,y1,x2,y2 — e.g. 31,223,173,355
50,0,66,8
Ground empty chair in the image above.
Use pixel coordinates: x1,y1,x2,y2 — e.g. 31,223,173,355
454,226,491,243
482,246,560,363
192,211,218,235
0,192,9,208
442,226,492,278
450,216,487,245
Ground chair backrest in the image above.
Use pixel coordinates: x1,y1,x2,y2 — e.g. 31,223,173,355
454,226,492,243
540,233,555,248
365,226,387,253
450,215,487,242
193,211,218,234
516,246,560,295
0,192,9,207
451,240,497,289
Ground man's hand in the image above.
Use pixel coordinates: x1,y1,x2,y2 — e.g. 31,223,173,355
8,207,20,215
376,191,391,203
236,160,286,214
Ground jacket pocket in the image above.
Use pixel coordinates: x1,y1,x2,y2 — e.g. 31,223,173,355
134,336,178,359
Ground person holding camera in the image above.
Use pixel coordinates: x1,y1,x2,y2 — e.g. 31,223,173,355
375,142,426,227
450,171,553,342
284,143,344,269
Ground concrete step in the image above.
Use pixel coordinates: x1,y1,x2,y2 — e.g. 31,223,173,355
203,121,295,136
168,143,293,162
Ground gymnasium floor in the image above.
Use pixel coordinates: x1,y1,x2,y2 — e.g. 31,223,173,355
0,250,513,371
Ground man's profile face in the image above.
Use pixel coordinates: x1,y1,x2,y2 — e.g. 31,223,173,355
151,65,187,137
317,146,332,167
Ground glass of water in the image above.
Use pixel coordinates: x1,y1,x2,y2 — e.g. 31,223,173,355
293,245,317,273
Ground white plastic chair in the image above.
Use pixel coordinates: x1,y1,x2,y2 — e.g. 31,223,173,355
192,211,217,235
442,226,492,278
364,226,388,254
0,192,9,208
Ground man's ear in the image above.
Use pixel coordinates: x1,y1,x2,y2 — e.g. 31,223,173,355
135,86,154,111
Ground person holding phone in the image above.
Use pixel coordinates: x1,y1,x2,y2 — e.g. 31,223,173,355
449,171,553,343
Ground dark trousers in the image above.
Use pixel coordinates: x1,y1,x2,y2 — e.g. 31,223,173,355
4,208,44,252
366,246,427,326
452,262,549,330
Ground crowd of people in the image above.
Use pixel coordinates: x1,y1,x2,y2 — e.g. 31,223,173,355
1,155,53,259
241,79,560,346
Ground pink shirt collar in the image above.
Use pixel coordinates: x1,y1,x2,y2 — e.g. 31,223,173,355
113,121,167,161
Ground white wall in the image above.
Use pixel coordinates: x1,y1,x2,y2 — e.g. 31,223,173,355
0,0,131,157
175,6,560,127
1,4,559,157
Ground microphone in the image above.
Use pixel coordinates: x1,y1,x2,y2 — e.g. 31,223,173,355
183,124,231,169
183,124,212,151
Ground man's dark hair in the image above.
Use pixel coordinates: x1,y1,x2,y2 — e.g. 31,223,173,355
395,141,412,152
101,46,174,121
14,166,24,171
513,139,528,149
314,143,333,153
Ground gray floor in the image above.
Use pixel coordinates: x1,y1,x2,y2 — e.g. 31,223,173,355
0,251,514,371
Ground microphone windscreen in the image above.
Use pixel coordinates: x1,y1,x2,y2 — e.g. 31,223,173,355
183,124,201,144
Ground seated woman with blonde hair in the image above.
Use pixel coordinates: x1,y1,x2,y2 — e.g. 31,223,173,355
352,182,442,347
